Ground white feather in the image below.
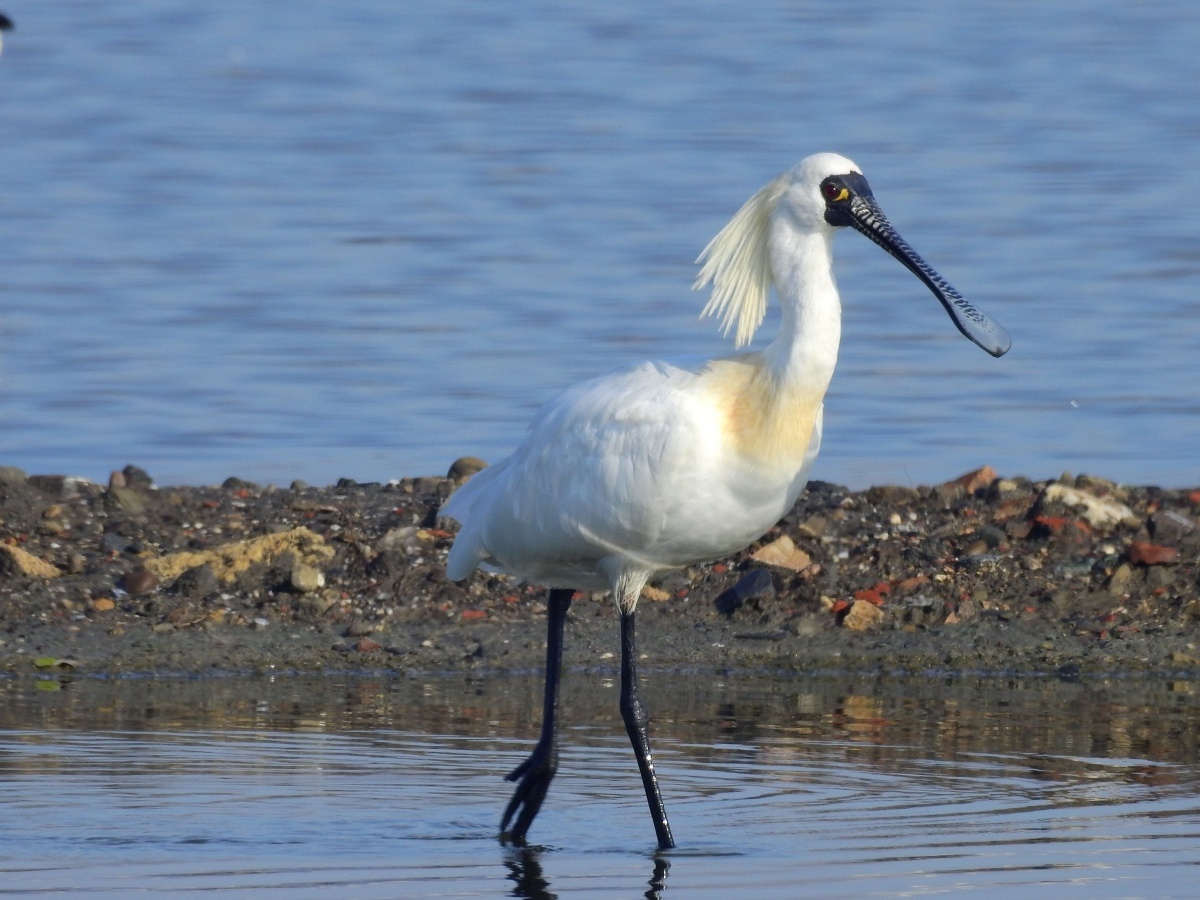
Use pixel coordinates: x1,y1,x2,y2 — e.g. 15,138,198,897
693,173,788,348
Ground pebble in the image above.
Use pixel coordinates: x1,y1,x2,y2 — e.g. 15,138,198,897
107,486,147,516
1150,509,1195,543
843,599,884,631
289,564,325,593
122,567,159,595
0,544,62,578
714,569,775,616
1042,483,1137,529
1108,563,1133,596
0,466,28,484
447,456,488,481
171,564,219,597
1127,541,1178,566
795,516,826,539
750,535,812,571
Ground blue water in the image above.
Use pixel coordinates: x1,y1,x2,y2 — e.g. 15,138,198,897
1,2,1198,489
3,674,1200,898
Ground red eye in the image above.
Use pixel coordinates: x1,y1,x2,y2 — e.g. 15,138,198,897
822,181,846,201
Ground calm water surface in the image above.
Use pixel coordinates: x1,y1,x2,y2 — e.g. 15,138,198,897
2,673,1200,897
0,2,1198,488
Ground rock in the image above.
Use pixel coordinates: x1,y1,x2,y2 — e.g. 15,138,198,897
121,465,155,489
0,466,28,485
298,592,336,616
1127,541,1178,566
107,486,147,516
91,597,116,612
289,564,325,593
378,525,423,553
122,567,159,595
940,465,998,496
1107,563,1133,596
1042,483,1137,529
0,544,62,578
640,585,671,602
714,569,775,616
356,637,382,652
447,457,488,481
1150,509,1195,543
221,477,259,491
141,527,334,585
170,564,219,597
843,599,884,631
28,474,91,498
795,516,826,539
750,535,813,571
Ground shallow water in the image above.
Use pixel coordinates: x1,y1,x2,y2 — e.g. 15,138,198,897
3,673,1200,897
1,2,1199,489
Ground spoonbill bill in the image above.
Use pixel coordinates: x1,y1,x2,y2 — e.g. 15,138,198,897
440,152,1009,850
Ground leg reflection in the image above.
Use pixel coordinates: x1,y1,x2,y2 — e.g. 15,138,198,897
503,846,556,900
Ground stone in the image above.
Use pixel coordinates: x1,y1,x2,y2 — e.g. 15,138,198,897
0,466,28,485
795,516,826,539
1107,563,1133,596
940,465,998,496
447,457,488,481
122,567,159,595
107,486,147,516
121,465,155,489
141,527,334,585
640,585,671,602
289,564,325,593
0,544,61,578
714,569,775,616
1127,541,1177,566
1042,483,1137,529
170,564,219,597
842,599,884,631
1150,510,1195,544
750,535,813,571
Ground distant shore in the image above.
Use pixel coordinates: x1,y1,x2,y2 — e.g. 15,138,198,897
2,463,1198,678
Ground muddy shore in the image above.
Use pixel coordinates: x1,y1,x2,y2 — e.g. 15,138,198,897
2,462,1199,678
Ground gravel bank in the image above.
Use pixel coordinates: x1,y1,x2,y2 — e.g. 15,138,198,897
2,463,1199,677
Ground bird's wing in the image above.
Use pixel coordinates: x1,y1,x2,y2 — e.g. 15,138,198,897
441,360,714,583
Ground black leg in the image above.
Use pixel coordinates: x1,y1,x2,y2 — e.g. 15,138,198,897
620,609,675,850
501,587,573,844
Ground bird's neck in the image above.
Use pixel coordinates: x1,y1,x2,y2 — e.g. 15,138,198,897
762,225,842,393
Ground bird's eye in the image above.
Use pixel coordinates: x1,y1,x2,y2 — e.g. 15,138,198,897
822,181,849,202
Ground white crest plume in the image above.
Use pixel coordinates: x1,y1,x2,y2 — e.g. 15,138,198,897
693,173,788,348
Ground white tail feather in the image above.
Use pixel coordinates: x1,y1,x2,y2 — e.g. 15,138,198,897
693,174,787,348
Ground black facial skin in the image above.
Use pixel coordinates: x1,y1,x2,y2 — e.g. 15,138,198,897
818,172,1011,358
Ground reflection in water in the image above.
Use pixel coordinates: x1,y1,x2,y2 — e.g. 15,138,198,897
1,672,1199,898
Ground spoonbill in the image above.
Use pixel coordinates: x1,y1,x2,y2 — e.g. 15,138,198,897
440,152,1009,850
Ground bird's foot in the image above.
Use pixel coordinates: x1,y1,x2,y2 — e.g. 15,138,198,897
500,742,557,845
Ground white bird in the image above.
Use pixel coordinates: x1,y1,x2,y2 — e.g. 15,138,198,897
440,152,1009,850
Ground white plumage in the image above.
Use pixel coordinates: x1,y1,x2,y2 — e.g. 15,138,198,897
439,152,1008,849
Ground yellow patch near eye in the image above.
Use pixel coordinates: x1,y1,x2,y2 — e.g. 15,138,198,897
834,187,849,201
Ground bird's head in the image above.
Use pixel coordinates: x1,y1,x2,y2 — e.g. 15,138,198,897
695,152,1010,357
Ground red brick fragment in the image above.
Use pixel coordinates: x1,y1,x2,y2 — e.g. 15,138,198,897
461,609,487,621
1127,541,1178,566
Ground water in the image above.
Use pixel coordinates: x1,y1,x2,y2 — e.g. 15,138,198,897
2,673,1200,897
1,2,1199,489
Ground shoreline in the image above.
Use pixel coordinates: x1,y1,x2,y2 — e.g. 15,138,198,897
2,463,1199,678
